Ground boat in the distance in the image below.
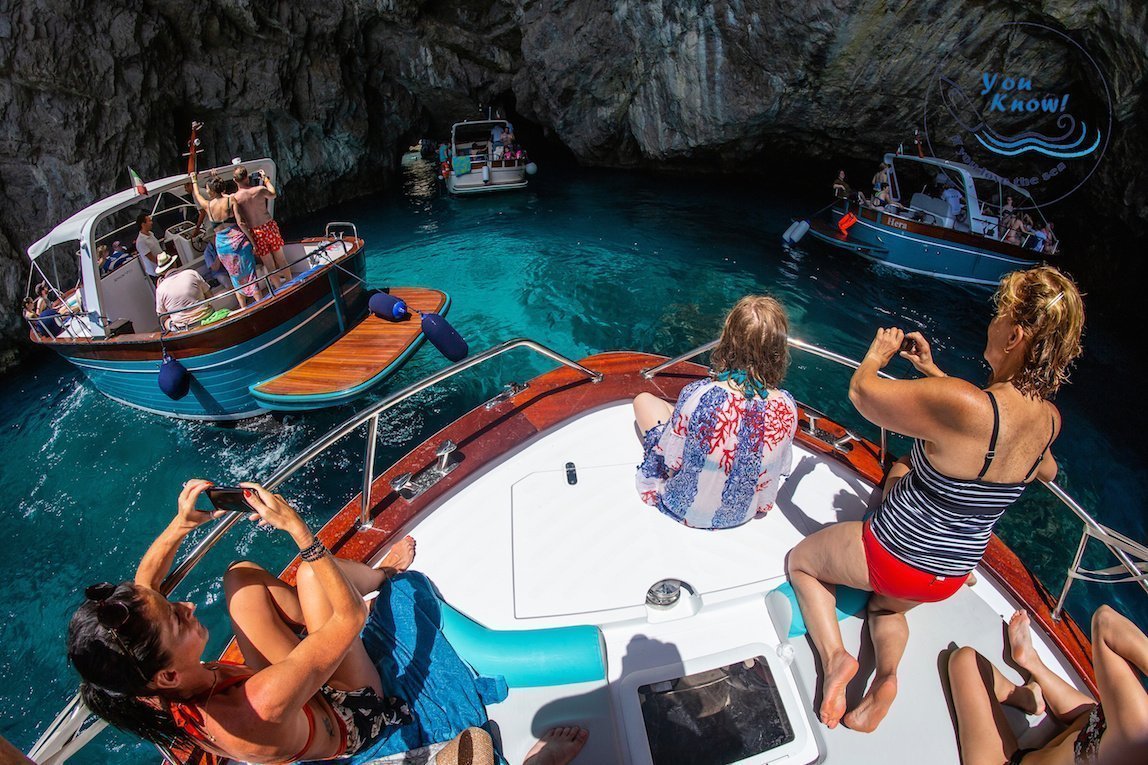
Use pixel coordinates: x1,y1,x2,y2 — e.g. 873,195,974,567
22,159,452,421
30,336,1146,765
788,153,1055,286
441,119,537,195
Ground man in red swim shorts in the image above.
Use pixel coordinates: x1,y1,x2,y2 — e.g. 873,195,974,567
232,165,289,287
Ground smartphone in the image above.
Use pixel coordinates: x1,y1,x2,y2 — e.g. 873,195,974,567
205,486,252,514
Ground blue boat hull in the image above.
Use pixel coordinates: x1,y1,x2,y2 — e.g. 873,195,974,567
807,204,1041,287
50,249,371,421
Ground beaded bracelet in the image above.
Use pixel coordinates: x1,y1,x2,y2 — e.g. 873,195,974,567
299,538,328,562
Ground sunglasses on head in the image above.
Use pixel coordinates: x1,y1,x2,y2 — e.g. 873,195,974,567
85,582,150,684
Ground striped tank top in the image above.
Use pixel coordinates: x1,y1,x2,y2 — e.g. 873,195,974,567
869,392,1054,577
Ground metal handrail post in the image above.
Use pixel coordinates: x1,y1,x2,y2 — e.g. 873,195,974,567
1052,527,1090,621
360,415,379,529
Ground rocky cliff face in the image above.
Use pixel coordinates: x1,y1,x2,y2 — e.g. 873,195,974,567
2,0,1144,369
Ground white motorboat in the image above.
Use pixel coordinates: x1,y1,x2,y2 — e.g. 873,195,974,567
29,338,1146,765
441,120,536,195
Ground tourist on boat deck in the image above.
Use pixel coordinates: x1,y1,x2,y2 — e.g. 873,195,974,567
633,295,798,529
189,174,262,308
947,606,1148,765
232,165,289,288
65,480,588,765
832,170,851,199
786,265,1084,734
154,252,212,331
135,213,163,281
871,163,889,193
942,183,965,221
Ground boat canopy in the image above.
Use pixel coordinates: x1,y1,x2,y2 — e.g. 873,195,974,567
451,120,509,147
882,153,1034,200
26,159,277,261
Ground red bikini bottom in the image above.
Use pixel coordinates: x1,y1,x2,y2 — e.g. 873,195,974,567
862,520,969,603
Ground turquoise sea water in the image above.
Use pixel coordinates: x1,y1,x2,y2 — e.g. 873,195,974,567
1,156,1144,760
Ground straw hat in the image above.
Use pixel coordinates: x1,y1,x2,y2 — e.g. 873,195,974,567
155,251,180,275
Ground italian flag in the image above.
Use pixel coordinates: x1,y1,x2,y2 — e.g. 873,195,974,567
128,167,146,196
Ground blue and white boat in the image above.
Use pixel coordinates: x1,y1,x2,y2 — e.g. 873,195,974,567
23,159,450,421
791,154,1055,286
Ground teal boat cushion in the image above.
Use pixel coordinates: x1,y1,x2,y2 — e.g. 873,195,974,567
437,600,607,688
767,581,870,639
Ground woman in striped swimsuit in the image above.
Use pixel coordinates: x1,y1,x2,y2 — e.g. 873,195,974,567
787,265,1085,734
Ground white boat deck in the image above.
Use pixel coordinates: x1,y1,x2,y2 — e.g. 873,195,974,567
390,403,1089,765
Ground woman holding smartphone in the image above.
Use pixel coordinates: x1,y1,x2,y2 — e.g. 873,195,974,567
67,479,419,763
786,266,1084,735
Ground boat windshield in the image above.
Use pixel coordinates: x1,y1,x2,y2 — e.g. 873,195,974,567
638,656,795,764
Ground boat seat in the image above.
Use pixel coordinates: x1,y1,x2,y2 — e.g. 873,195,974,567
910,192,954,227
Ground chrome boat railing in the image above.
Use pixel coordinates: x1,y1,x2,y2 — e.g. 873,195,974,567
28,336,1142,763
643,338,1148,621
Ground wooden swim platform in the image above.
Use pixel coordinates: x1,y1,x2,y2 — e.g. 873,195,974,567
250,287,450,409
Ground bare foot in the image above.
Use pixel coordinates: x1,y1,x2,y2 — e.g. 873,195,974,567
965,572,978,587
1006,680,1046,716
1008,610,1039,673
375,536,417,576
820,652,859,728
843,674,898,733
523,726,588,765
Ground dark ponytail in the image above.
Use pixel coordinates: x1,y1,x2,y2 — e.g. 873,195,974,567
67,582,190,748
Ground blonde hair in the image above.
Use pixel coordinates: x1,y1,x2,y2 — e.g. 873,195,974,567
993,265,1084,399
710,295,790,388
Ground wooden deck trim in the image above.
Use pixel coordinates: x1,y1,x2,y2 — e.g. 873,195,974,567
219,352,1095,699
251,288,448,398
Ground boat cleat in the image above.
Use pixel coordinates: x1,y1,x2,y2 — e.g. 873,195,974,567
390,439,463,500
485,381,528,409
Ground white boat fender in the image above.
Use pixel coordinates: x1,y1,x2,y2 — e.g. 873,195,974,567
482,165,491,184
783,220,810,244
525,162,538,176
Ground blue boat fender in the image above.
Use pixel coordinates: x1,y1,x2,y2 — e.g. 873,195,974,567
158,350,192,400
420,310,469,362
369,292,409,321
525,162,538,176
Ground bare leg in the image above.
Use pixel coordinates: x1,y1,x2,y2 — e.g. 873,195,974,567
633,393,673,436
223,547,418,695
1008,611,1095,723
523,727,589,765
787,522,872,728
432,727,496,765
844,593,916,732
881,455,911,502
271,247,290,285
947,646,1024,765
1091,605,1148,761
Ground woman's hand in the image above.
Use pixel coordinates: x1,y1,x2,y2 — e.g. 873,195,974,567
239,483,312,545
173,478,222,531
899,331,945,377
863,327,905,369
